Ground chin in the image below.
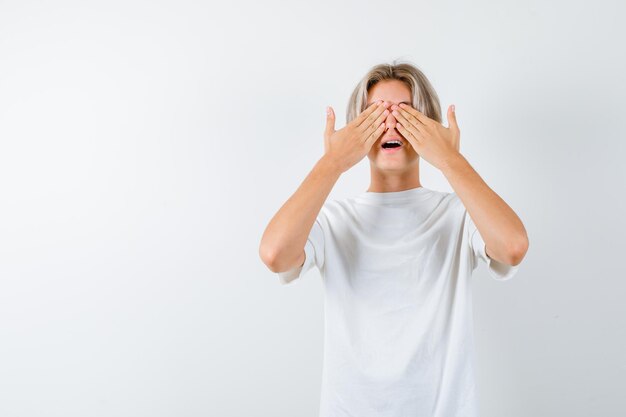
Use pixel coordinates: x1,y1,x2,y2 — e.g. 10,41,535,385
368,154,412,169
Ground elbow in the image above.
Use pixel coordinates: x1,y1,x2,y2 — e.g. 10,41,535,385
259,243,280,272
508,235,529,266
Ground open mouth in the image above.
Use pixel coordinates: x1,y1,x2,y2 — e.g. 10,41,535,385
381,140,402,149
381,139,404,153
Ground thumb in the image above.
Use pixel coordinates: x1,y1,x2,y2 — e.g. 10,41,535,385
448,104,459,131
324,106,335,138
448,104,460,152
323,106,335,153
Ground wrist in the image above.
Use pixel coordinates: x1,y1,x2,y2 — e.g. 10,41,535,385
318,154,344,177
440,152,467,175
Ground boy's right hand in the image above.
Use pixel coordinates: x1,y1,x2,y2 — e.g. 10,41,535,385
323,100,390,173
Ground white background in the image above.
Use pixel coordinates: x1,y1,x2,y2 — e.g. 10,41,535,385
1,0,625,416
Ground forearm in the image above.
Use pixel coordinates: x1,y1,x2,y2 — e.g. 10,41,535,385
259,155,342,270
441,153,528,264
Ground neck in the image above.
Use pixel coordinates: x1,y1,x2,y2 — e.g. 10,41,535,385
366,160,421,193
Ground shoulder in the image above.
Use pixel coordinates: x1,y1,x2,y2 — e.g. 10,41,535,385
441,190,465,209
427,191,469,224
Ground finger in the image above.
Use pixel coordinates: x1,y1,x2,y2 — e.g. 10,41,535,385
356,104,388,135
361,112,386,144
361,107,390,139
397,103,432,127
355,101,387,130
364,121,386,147
392,108,425,139
393,106,427,129
350,100,381,128
396,122,422,147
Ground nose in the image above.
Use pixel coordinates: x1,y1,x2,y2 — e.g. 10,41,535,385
384,104,399,130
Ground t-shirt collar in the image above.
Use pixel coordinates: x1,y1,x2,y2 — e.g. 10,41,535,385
355,186,432,203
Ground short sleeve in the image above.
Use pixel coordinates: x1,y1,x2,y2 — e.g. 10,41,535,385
277,217,325,285
465,210,519,281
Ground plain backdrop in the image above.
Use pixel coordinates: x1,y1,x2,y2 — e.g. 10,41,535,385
1,0,625,416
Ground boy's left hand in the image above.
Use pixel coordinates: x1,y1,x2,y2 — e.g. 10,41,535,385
391,103,461,171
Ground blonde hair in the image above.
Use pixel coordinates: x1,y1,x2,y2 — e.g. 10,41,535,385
346,60,442,125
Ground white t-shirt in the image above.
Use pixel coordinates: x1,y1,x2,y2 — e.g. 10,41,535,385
276,186,520,417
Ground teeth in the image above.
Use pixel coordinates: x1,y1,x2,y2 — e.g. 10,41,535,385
384,140,402,145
